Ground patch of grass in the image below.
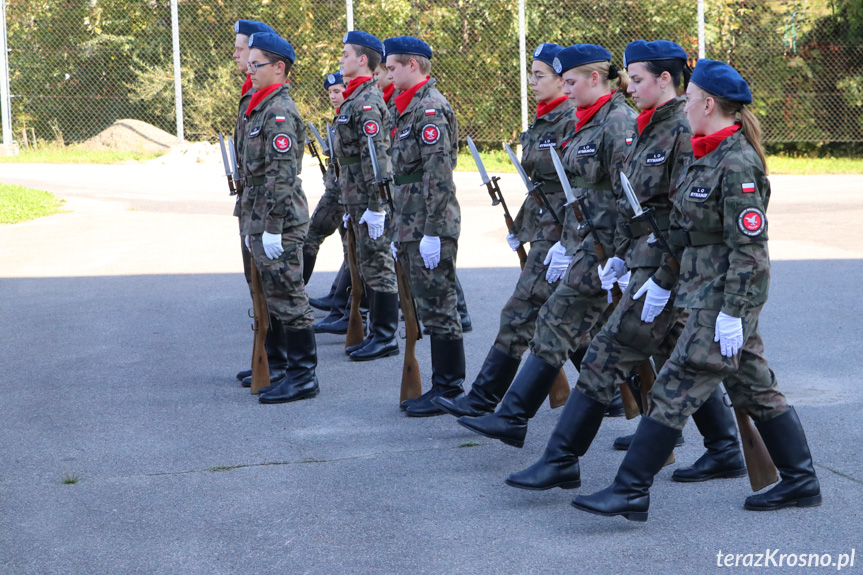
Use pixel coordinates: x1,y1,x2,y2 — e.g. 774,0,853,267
61,473,79,485
456,150,516,174
0,144,165,164
0,183,64,224
458,441,480,448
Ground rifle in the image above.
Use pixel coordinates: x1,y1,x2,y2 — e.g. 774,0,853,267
306,121,328,177
328,123,364,348
466,136,528,268
367,135,422,401
619,171,778,490
218,133,237,195
497,142,570,410
227,136,243,195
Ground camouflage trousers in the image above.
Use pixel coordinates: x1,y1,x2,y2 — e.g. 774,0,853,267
577,267,685,405
397,237,462,340
493,240,559,358
648,304,788,430
249,225,314,329
346,204,397,294
529,249,611,369
304,198,344,257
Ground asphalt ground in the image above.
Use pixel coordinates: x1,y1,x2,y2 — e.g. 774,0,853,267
1,161,862,574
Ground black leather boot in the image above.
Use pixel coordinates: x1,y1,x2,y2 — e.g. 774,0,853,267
403,337,466,417
242,312,287,388
672,386,746,482
313,264,351,332
258,326,319,404
456,275,472,333
614,425,685,450
744,407,821,511
572,416,681,522
506,391,606,490
302,248,316,285
457,353,559,448
236,369,252,381
432,346,520,417
309,262,346,311
604,390,625,417
350,291,399,361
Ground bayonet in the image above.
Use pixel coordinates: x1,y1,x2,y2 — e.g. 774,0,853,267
619,171,674,257
218,133,236,195
308,121,329,156
327,122,338,179
367,135,392,210
227,136,240,183
503,143,562,228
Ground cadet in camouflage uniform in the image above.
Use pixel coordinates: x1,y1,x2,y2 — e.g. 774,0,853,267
332,30,400,361
573,59,820,521
237,33,319,405
507,41,744,492
384,36,466,417
230,20,287,390
433,43,573,419
459,44,637,447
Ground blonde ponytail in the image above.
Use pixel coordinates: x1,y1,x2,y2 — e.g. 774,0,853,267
714,95,769,175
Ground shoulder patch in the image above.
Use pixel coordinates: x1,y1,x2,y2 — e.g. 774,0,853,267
273,133,292,153
738,207,766,236
363,105,372,111
577,144,597,156
275,115,286,123
363,120,380,137
742,182,756,193
421,124,441,145
625,137,634,145
425,109,436,116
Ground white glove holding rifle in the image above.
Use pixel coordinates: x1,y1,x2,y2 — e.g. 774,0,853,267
543,241,572,283
359,209,386,240
261,231,283,260
714,312,744,357
633,277,671,323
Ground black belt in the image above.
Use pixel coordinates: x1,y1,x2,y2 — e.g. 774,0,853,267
337,155,361,167
394,171,424,186
668,229,724,246
623,212,670,239
539,181,563,194
573,176,612,190
246,175,265,186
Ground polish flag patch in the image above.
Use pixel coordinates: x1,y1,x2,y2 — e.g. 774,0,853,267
425,109,436,116
275,115,286,123
273,133,292,153
362,105,372,111
625,137,634,145
741,182,756,193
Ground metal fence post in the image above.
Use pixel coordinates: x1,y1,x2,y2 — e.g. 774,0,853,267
697,0,705,58
518,0,528,135
346,0,354,31
0,0,13,146
171,0,184,143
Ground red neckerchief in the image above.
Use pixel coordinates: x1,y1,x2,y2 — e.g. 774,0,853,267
536,96,568,119
575,91,614,132
394,76,431,115
246,82,286,117
637,107,655,134
241,75,253,97
691,123,741,159
382,83,395,104
341,76,373,101
335,107,340,114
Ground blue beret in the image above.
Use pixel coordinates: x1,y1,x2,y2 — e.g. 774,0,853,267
248,32,296,63
324,72,344,90
553,44,612,75
533,43,564,69
623,40,688,68
383,36,433,60
691,58,752,104
343,30,384,56
234,20,274,37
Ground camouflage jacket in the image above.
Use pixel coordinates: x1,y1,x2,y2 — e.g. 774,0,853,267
560,90,637,258
331,78,392,210
319,118,340,206
511,98,576,244
240,83,309,236
391,78,460,242
615,96,693,268
653,129,770,317
232,87,254,218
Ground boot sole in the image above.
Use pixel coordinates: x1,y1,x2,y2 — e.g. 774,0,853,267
505,478,581,491
571,500,648,522
457,419,524,448
744,493,822,511
405,407,447,418
258,388,320,404
349,347,400,362
430,397,492,418
672,467,747,483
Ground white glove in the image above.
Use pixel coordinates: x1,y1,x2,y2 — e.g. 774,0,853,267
633,277,671,323
244,235,250,250
714,312,744,357
617,270,631,294
391,241,399,260
343,212,350,228
598,256,627,291
419,235,441,269
506,233,521,252
261,231,283,260
543,241,572,283
359,208,386,240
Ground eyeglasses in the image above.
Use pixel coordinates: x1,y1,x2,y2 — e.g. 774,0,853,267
248,61,275,73
528,72,551,83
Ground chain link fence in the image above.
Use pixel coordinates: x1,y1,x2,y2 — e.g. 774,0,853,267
3,0,863,149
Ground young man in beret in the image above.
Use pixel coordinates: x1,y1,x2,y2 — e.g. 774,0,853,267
332,30,400,362
231,19,288,390
385,36,466,416
240,32,319,404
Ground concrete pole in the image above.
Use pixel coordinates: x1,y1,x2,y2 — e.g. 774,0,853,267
170,0,184,143
0,0,13,146
346,0,354,31
697,0,706,59
518,0,528,134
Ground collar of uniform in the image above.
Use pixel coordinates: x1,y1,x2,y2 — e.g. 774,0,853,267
247,82,289,116
341,76,375,105
639,95,684,135
689,127,742,168
399,77,437,118
538,97,574,124
576,89,624,132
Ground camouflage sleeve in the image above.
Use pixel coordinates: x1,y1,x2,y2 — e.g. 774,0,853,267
356,105,390,211
262,110,302,234
419,111,455,237
603,123,636,259
651,246,684,290
612,194,632,259
720,171,770,317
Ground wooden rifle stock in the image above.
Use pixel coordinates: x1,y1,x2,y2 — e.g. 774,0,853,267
248,255,270,394
344,221,365,349
734,406,778,491
395,255,422,402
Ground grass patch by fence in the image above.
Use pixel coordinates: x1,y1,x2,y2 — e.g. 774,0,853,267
0,145,165,164
0,183,64,224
